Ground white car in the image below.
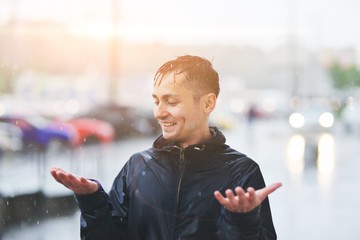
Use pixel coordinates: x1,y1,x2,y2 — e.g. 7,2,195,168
0,122,23,154
288,105,335,163
288,106,335,133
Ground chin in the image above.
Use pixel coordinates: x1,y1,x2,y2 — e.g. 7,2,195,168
162,131,177,141
162,132,172,139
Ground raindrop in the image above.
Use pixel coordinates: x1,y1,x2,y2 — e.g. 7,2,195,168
197,192,202,197
141,170,146,176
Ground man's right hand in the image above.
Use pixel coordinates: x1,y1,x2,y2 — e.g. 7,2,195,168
50,167,99,195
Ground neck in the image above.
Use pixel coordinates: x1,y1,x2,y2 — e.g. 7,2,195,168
179,127,212,148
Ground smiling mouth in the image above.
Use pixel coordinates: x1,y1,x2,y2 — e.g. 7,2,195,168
163,122,176,127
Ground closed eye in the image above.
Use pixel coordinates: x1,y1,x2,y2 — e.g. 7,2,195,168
167,101,178,106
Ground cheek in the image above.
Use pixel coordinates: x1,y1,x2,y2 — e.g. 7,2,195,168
171,109,185,120
184,109,202,124
170,105,200,122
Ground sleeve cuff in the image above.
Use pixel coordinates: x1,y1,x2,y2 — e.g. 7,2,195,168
75,180,110,212
224,206,261,231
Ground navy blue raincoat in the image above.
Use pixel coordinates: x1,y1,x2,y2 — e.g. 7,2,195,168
76,127,277,239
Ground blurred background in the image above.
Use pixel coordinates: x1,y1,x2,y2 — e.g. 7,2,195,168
1,0,360,239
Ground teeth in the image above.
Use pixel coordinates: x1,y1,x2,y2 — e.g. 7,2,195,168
163,122,175,127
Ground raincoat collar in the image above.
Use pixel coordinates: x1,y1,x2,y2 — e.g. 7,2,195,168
152,126,226,152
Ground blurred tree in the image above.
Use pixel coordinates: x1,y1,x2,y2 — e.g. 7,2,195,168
329,62,360,90
328,62,360,119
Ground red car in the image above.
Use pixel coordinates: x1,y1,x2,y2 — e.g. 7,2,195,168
63,118,115,146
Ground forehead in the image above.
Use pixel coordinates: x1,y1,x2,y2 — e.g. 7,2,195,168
154,70,185,85
152,72,193,98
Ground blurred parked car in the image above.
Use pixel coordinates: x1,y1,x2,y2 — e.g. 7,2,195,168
78,103,160,139
0,114,76,153
61,118,115,145
0,122,23,156
341,102,360,134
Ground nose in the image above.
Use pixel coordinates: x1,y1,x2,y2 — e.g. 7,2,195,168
153,103,168,119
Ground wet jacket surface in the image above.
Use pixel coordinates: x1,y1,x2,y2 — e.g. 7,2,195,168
76,127,277,240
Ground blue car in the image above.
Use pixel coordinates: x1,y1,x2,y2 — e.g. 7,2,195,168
0,114,75,153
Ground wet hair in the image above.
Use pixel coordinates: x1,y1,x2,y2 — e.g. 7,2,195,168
154,55,220,101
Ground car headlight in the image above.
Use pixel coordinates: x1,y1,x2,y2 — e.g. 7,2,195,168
319,112,334,128
289,112,305,128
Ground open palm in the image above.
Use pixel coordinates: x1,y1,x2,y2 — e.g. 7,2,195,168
214,182,282,213
50,167,99,195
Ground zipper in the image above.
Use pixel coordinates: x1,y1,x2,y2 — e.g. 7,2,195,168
173,147,185,238
176,148,185,207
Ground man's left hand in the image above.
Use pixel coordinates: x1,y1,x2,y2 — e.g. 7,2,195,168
214,182,282,213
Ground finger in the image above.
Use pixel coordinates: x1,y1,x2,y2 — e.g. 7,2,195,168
225,189,235,200
80,176,89,184
66,172,78,182
262,182,283,196
49,166,62,172
247,187,257,203
226,189,239,210
79,177,96,189
64,173,83,188
214,191,227,205
50,169,60,180
256,182,283,202
50,168,67,183
234,187,247,208
234,186,245,197
235,186,246,201
49,166,67,176
52,171,79,191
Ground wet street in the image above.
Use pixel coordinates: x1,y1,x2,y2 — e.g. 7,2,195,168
1,118,360,240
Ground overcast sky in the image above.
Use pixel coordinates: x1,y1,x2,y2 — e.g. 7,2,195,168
1,0,360,53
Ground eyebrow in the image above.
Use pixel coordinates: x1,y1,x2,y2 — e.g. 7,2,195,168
152,94,180,99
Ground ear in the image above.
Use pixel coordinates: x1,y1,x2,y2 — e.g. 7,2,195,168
203,93,217,113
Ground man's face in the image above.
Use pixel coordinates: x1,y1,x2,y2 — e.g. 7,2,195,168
152,72,209,147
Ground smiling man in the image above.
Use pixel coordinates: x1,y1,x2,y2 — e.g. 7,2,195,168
50,55,282,240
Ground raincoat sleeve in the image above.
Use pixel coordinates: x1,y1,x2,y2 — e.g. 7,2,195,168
75,167,130,240
217,164,277,240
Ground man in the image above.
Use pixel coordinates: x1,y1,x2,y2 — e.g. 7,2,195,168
50,55,282,239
